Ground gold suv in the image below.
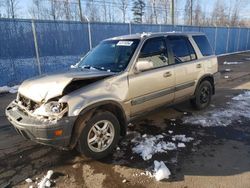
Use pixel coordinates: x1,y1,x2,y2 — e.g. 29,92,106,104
6,32,219,159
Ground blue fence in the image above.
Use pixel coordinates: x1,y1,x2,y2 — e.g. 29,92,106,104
1,18,250,86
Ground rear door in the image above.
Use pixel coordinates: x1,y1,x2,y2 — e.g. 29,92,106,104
167,36,205,100
128,37,175,115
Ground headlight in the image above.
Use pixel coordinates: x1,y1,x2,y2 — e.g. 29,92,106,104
33,101,67,117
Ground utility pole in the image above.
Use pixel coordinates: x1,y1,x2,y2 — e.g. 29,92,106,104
78,0,83,21
190,0,193,25
171,0,174,25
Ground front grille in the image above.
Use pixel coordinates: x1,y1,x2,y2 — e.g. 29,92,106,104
18,94,39,111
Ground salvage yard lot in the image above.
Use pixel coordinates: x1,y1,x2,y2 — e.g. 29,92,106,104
1,52,250,188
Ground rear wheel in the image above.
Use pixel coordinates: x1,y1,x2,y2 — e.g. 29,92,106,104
191,80,212,110
77,111,120,159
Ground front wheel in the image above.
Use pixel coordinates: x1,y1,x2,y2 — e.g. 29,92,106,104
191,81,212,110
77,111,120,159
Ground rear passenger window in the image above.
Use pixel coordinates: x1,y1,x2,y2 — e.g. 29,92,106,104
193,35,213,56
168,36,197,63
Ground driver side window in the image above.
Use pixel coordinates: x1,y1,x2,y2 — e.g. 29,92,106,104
138,37,169,69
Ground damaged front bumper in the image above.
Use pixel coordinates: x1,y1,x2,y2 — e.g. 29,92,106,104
6,101,76,149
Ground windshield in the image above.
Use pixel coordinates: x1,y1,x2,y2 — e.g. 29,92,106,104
78,39,140,72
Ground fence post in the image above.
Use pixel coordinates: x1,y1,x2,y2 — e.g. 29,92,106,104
237,27,241,51
31,20,41,75
246,28,249,50
214,27,217,53
226,27,230,53
129,22,132,35
87,21,92,50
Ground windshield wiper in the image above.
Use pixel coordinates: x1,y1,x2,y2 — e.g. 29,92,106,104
81,65,110,72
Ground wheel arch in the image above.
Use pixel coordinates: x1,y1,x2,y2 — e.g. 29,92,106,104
68,100,128,149
195,74,215,95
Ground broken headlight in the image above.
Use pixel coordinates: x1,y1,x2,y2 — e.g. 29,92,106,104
33,101,67,117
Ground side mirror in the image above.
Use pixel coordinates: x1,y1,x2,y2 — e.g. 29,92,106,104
135,60,153,73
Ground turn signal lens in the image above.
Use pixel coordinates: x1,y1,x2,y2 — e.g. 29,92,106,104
54,130,63,136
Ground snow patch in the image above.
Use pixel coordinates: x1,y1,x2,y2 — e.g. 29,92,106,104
172,135,194,142
0,85,19,94
177,143,186,148
131,134,177,160
25,178,33,183
154,160,171,181
183,91,250,127
223,61,243,65
38,170,54,188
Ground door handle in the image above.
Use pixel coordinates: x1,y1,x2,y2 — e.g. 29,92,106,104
196,63,202,68
163,72,172,77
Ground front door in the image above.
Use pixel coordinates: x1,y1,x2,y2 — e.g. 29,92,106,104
128,37,175,115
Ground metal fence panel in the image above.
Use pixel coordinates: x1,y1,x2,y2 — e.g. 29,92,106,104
199,27,216,52
1,18,250,86
0,19,38,86
91,22,129,47
131,23,160,34
215,27,228,55
161,25,174,32
228,28,240,53
239,28,248,51
34,21,89,74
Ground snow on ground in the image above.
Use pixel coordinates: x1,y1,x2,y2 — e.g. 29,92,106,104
24,170,54,188
223,61,243,65
177,143,186,148
154,160,171,181
172,135,194,142
183,91,250,127
131,132,193,160
38,170,54,188
0,85,19,94
131,134,177,160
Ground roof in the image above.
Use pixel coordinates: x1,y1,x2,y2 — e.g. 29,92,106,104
105,31,205,41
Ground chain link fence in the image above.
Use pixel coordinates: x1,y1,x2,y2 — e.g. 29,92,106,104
0,18,250,86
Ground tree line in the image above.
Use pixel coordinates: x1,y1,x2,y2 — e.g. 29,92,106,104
0,0,248,27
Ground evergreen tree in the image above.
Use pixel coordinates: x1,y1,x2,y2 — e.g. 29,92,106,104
132,0,145,23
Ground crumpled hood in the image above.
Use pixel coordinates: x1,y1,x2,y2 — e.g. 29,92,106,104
18,69,115,103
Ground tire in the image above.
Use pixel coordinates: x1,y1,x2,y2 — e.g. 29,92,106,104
77,111,120,159
191,80,213,110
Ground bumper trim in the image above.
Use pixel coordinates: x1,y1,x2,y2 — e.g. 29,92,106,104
6,101,76,149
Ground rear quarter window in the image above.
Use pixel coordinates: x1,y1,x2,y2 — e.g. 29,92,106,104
193,35,214,56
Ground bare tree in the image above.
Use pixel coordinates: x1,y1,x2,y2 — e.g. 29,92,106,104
117,0,129,23
85,0,100,22
132,0,146,23
193,1,202,26
229,0,243,26
150,0,158,24
211,0,229,26
101,0,108,22
63,0,72,20
184,0,192,25
46,0,63,21
4,0,19,18
0,0,4,18
161,0,169,24
29,0,44,19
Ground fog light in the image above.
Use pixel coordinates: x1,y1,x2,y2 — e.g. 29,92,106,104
54,130,63,136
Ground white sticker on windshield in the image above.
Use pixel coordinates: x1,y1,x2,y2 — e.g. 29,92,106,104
117,41,133,46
